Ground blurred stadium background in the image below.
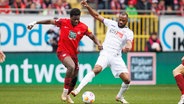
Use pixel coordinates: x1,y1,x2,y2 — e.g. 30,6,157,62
0,0,184,104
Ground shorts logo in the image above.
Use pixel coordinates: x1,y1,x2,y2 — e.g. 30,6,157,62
62,54,66,57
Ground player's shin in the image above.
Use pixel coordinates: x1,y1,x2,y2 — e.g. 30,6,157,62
117,82,130,98
61,78,72,101
76,71,95,93
68,77,78,94
175,74,184,95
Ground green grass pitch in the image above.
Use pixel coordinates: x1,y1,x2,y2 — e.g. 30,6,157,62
0,84,180,104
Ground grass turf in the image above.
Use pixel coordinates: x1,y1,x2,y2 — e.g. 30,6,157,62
0,84,180,104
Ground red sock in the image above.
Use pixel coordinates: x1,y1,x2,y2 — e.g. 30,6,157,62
68,77,77,94
64,78,72,89
175,74,184,94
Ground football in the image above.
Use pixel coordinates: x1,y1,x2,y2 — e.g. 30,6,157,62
82,91,95,104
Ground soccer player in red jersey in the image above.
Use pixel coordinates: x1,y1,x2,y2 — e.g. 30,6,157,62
173,56,184,104
27,8,102,103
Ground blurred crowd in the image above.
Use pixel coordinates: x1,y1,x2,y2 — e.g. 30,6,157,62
0,0,72,15
98,0,184,16
0,0,183,16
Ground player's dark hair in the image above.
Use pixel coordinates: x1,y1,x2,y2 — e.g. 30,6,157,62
120,11,128,18
151,32,157,36
70,8,81,17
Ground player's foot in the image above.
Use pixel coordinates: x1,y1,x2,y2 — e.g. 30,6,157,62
66,95,74,104
178,96,184,104
116,96,129,104
71,89,79,97
61,89,68,101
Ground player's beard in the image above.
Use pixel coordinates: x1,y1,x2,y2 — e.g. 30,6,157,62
118,23,125,28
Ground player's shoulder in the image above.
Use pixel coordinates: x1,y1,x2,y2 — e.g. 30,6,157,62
104,18,116,23
78,22,88,28
124,27,134,34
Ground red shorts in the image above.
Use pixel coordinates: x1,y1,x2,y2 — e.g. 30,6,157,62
57,51,79,70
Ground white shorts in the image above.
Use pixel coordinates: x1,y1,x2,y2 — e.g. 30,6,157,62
95,50,128,78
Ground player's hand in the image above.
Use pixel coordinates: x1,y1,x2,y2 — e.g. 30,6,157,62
98,45,103,50
122,46,131,53
0,51,6,63
81,0,88,7
27,21,37,30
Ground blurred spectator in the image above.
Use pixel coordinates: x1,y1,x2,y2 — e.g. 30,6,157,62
0,0,11,14
24,0,33,8
126,0,137,16
179,0,184,16
9,0,14,5
42,4,55,15
156,0,165,15
41,0,52,9
173,0,180,10
53,0,67,15
25,2,39,14
119,0,127,9
41,0,55,15
46,17,59,52
136,0,151,14
165,5,175,15
151,0,158,15
145,32,162,52
97,0,105,9
32,0,42,9
11,0,26,14
165,0,174,9
62,0,71,14
110,0,121,15
62,0,71,9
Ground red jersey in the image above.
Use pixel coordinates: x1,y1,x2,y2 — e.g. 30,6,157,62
55,18,91,55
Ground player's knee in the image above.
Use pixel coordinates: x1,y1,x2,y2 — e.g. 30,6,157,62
93,65,102,75
173,67,181,76
124,79,130,84
66,65,75,75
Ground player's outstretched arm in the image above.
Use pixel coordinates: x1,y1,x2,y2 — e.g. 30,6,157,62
122,40,132,53
27,19,55,30
88,33,103,50
81,0,104,22
0,51,6,63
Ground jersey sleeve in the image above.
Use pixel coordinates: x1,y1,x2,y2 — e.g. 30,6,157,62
85,28,92,36
126,30,134,42
54,18,63,27
103,18,114,27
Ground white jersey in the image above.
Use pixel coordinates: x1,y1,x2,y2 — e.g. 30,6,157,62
102,18,134,55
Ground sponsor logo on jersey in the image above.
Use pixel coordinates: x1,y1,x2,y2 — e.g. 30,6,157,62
69,31,76,39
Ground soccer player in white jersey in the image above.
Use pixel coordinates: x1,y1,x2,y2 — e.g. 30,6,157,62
71,0,134,104
173,56,184,104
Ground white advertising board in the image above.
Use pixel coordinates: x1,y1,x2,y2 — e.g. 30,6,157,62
0,15,95,52
159,16,184,51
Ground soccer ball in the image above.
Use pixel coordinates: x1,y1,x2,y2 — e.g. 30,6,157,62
82,91,95,104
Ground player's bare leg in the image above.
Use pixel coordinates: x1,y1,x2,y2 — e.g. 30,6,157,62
173,58,184,104
60,56,75,103
71,65,102,96
116,72,130,104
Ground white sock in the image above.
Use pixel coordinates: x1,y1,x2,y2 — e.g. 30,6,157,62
62,88,68,96
76,71,95,92
117,83,130,98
